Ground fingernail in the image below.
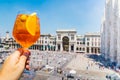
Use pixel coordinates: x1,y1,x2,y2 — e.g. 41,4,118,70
26,65,30,70
23,52,30,58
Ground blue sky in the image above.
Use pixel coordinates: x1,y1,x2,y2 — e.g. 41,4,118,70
0,0,105,36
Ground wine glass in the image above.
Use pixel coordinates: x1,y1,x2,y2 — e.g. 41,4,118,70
12,12,40,70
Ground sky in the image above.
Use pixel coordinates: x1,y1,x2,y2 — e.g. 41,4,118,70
0,0,105,37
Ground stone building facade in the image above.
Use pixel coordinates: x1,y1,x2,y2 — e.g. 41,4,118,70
0,30,100,54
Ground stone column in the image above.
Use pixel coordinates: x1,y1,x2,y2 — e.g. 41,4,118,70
56,44,58,51
47,45,48,51
85,47,86,53
97,48,98,54
74,44,76,53
69,44,71,52
97,48,99,54
93,48,95,53
61,43,63,51
89,47,91,53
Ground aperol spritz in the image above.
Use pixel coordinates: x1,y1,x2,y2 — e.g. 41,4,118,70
13,12,40,48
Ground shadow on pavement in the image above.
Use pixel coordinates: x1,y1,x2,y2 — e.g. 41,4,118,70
86,54,119,70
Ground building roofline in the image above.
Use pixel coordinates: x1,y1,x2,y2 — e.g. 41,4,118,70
56,29,77,33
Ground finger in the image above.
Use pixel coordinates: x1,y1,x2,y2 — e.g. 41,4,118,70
23,50,31,59
17,48,31,59
8,51,21,64
10,51,21,59
26,65,30,70
23,52,30,59
17,55,27,70
26,60,30,64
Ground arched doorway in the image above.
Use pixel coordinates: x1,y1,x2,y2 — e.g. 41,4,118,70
62,36,69,51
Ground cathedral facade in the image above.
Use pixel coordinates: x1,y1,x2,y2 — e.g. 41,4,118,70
101,0,120,66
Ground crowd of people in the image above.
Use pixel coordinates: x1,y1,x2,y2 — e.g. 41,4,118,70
0,50,118,80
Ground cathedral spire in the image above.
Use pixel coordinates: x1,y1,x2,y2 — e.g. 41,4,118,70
105,0,112,20
113,0,119,16
105,0,110,4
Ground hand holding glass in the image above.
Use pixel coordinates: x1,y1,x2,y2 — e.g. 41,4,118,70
12,12,40,69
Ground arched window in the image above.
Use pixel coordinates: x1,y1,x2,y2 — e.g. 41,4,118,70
83,48,85,51
76,47,78,50
80,47,81,51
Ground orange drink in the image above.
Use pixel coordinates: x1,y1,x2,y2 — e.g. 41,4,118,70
12,13,40,48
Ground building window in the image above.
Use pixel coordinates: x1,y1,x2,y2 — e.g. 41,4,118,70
80,48,81,51
95,48,97,53
71,34,74,40
58,44,60,51
45,41,47,43
71,45,74,51
92,42,93,46
40,41,41,44
76,47,78,50
80,42,82,44
83,42,85,44
91,48,93,53
98,43,100,46
87,38,90,41
58,34,61,40
83,48,85,51
45,45,47,50
87,42,89,46
53,41,55,45
45,37,47,40
98,48,100,53
95,42,97,46
87,47,89,53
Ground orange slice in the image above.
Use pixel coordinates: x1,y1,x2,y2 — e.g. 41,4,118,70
20,14,27,22
26,12,37,36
